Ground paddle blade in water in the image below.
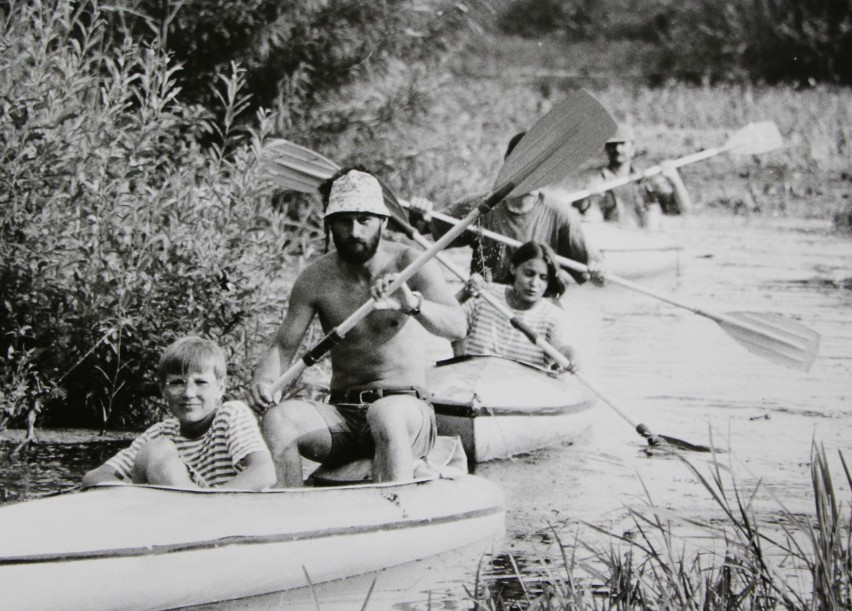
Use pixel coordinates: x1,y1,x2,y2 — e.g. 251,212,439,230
260,138,338,193
719,311,820,372
495,90,616,197
725,121,784,156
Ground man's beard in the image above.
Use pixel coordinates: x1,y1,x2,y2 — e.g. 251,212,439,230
332,230,381,264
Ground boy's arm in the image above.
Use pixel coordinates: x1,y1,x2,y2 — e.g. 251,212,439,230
81,464,122,488
216,451,276,490
250,274,317,411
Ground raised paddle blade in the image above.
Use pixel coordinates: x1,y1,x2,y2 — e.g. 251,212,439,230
718,311,820,372
724,121,784,156
260,139,338,193
495,90,616,197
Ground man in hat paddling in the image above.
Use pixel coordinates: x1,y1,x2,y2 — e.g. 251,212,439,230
571,124,692,229
250,168,467,486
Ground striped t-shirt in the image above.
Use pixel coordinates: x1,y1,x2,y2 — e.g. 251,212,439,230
454,284,572,369
105,400,269,487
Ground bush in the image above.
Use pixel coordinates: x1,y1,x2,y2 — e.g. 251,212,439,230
0,1,299,432
656,0,852,85
102,0,481,131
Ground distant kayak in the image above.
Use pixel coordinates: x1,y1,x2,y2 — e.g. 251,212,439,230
582,220,682,279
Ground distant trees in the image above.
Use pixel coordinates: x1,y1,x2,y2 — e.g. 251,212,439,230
497,0,852,85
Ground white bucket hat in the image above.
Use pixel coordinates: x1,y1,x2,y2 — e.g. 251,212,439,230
323,170,391,218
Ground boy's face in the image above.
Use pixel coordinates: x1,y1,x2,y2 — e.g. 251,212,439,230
160,366,225,426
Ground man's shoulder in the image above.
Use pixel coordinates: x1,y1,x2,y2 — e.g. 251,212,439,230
293,252,338,289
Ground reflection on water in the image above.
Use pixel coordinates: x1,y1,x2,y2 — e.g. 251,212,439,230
0,438,128,503
1,216,850,608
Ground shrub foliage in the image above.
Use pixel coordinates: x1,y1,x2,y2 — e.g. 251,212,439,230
0,0,481,434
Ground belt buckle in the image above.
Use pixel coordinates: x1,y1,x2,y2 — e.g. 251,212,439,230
357,388,380,403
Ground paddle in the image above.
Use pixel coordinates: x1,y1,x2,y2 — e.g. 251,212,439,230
259,127,820,373
260,140,709,451
550,121,785,205
266,90,616,395
394,215,820,372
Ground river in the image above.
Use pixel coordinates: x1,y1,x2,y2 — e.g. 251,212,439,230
1,215,850,609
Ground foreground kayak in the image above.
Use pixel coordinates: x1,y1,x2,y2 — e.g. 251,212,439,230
582,221,682,279
0,476,504,611
428,356,597,463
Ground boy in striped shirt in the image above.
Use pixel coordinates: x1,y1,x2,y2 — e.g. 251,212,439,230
82,337,275,490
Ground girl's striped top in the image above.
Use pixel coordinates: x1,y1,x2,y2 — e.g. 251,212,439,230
454,284,573,369
105,400,269,487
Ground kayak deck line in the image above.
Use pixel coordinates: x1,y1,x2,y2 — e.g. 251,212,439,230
434,396,596,419
0,503,503,566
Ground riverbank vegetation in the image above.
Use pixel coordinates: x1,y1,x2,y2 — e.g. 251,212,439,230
473,446,851,610
1,0,849,436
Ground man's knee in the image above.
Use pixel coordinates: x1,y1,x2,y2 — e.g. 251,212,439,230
367,399,419,442
262,399,321,447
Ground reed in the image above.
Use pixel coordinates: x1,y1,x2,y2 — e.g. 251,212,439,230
470,445,851,609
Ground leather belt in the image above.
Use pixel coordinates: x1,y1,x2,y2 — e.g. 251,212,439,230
329,386,430,404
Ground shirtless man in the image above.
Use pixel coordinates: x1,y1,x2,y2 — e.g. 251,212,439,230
250,168,467,486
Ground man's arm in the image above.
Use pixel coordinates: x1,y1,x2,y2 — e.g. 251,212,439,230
554,204,606,286
249,275,317,411
216,451,276,490
408,256,468,340
655,161,692,215
372,254,468,341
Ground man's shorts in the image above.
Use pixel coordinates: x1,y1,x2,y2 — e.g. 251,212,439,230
310,386,436,467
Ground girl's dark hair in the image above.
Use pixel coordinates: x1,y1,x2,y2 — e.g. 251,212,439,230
507,241,566,298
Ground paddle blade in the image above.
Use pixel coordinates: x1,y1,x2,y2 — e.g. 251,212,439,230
495,90,616,197
725,121,784,156
259,138,339,193
719,311,820,372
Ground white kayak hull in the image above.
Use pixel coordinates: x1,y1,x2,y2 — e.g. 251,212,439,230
429,356,597,462
0,476,504,611
582,221,682,279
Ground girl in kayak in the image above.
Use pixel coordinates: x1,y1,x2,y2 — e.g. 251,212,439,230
453,241,579,371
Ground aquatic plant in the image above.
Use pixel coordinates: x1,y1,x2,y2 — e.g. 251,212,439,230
471,444,851,609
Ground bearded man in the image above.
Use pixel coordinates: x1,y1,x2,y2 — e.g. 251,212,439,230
251,168,467,486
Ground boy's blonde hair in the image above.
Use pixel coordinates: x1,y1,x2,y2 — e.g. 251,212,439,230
157,336,227,383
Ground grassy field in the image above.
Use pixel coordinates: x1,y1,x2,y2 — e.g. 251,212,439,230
388,34,852,225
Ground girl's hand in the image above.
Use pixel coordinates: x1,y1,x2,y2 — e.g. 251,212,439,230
465,273,485,297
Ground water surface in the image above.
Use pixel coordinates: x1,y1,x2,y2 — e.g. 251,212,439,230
2,216,850,608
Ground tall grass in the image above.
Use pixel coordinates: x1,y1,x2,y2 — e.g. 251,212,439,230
470,445,851,609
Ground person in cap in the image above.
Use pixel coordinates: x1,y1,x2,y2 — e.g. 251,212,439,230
408,132,606,287
250,167,467,486
572,124,692,229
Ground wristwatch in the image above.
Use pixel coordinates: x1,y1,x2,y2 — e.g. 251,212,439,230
406,291,424,316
